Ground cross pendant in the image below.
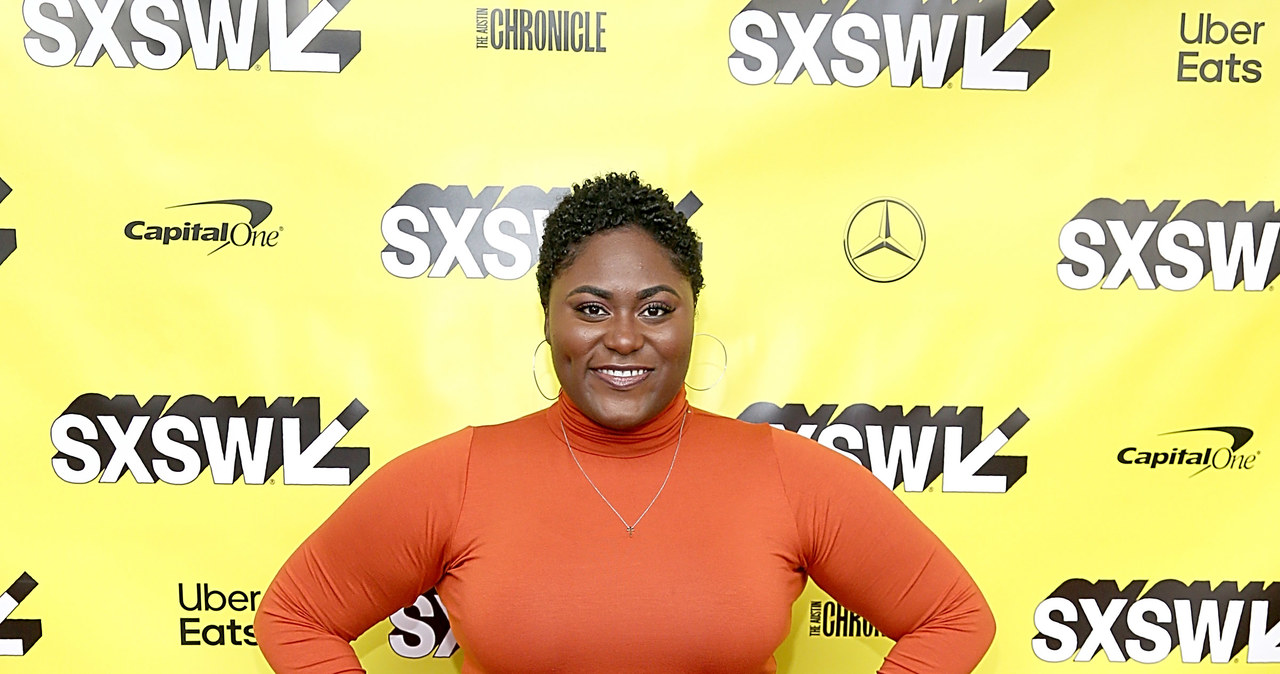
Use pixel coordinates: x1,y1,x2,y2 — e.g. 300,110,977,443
626,526,634,537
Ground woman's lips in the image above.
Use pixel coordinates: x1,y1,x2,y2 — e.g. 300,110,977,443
591,367,652,390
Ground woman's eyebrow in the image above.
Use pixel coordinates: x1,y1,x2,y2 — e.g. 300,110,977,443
567,285,612,299
637,285,678,300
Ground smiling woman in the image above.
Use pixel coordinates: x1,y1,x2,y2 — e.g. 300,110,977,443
256,172,996,674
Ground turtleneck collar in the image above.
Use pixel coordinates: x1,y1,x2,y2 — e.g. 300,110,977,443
546,388,691,458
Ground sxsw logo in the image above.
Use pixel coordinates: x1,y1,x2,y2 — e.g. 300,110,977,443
0,177,14,268
728,0,1053,90
51,394,369,485
738,402,1028,492
1033,579,1280,664
381,184,702,280
0,573,41,656
1058,199,1280,291
22,0,359,72
389,589,459,660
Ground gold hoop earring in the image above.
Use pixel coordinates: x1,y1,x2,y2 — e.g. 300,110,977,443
685,332,727,392
532,339,560,401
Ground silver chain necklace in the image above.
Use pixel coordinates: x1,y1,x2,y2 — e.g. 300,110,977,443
560,409,689,537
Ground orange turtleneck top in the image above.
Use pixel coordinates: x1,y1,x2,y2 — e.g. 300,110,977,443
257,392,995,673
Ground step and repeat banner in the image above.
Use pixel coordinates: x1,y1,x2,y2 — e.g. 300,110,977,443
2,0,1277,671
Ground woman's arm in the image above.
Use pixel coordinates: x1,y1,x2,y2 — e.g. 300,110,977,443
772,429,995,673
255,428,472,673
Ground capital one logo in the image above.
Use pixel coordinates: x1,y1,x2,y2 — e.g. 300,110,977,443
0,573,41,656
738,402,1028,492
381,184,702,280
22,0,359,72
0,177,14,268
51,394,369,485
728,0,1053,90
124,199,279,254
1058,199,1280,291
1033,579,1280,664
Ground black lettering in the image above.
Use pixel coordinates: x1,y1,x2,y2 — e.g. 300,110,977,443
1178,52,1199,81
834,606,850,636
533,11,546,50
1230,22,1252,45
519,9,532,50
491,9,504,49
178,583,200,611
1242,59,1262,82
572,12,584,52
202,623,226,646
550,11,564,50
596,12,606,53
1206,15,1229,44
503,9,516,50
1225,53,1242,82
1180,13,1203,43
204,584,226,611
180,618,201,645
1200,58,1223,82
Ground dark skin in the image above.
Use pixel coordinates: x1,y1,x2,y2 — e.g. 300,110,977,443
544,227,696,430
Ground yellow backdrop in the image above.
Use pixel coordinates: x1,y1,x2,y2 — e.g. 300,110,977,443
3,0,1277,671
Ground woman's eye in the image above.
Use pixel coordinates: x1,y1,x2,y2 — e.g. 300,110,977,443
641,303,672,318
577,303,608,317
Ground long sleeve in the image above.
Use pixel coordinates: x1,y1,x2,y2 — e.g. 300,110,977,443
771,428,995,673
255,427,472,673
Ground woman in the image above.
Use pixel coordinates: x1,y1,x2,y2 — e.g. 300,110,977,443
257,172,995,673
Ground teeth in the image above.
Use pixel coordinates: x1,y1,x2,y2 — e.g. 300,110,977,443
600,369,645,377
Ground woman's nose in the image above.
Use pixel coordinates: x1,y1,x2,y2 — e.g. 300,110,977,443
602,315,643,354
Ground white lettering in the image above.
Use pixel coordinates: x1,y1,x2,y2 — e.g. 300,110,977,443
381,205,433,279
151,415,202,484
1057,218,1106,289
23,0,77,67
727,10,777,85
1032,597,1079,662
481,207,533,280
1208,221,1280,291
884,14,957,88
50,414,101,483
1154,220,1205,291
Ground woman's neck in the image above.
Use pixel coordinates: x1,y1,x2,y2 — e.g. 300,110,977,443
547,389,690,458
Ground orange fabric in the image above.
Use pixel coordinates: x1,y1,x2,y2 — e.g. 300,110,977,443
257,391,994,673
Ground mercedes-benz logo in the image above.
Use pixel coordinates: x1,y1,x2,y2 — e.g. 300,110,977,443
843,198,926,282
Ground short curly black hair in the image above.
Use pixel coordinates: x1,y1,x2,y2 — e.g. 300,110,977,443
537,171,703,309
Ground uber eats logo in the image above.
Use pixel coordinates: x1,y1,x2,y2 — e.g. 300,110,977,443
50,394,369,485
1033,579,1280,664
1057,199,1280,291
179,583,259,646
381,183,702,280
728,0,1053,90
22,0,359,72
389,589,459,659
738,402,1028,493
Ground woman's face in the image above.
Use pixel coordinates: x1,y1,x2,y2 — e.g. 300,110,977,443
545,227,695,430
